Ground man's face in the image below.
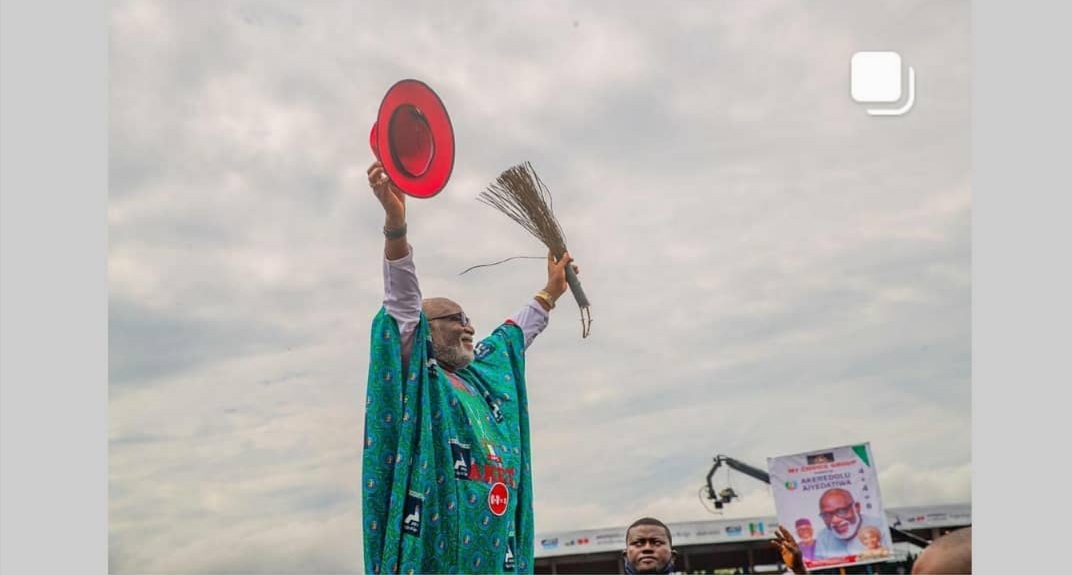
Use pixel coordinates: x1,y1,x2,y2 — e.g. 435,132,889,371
795,523,814,543
425,300,475,370
625,525,674,574
819,491,862,540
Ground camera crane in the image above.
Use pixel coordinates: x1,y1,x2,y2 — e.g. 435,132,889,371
703,454,771,510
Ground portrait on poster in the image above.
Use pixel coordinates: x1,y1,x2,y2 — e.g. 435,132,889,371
768,443,893,571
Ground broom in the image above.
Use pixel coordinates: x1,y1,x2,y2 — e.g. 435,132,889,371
477,162,592,338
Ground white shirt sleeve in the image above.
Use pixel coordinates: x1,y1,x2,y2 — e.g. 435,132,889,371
384,246,550,360
510,299,550,349
383,246,421,365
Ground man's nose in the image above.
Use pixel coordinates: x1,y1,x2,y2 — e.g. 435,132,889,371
463,323,475,334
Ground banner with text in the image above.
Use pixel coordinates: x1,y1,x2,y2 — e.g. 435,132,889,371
768,443,892,571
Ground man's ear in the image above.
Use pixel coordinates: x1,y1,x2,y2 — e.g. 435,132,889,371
670,549,679,562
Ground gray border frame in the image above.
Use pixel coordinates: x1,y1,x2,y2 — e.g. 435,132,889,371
976,1,1068,574
1,0,106,573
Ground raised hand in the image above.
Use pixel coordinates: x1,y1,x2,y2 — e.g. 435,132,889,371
368,161,406,226
771,525,807,575
543,251,579,303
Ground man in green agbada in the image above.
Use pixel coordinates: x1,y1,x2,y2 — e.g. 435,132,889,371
362,161,578,574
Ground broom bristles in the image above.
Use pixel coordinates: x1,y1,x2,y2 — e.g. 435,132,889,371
478,162,567,257
478,161,593,338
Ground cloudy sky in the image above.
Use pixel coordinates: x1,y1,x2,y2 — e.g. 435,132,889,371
108,1,970,572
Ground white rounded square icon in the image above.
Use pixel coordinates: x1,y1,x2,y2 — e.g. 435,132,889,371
851,51,902,103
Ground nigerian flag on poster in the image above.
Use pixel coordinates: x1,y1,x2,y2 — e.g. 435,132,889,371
767,442,893,572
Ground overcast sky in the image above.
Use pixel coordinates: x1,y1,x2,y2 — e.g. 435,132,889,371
108,1,970,572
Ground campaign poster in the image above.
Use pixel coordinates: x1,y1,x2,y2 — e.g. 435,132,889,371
768,443,893,571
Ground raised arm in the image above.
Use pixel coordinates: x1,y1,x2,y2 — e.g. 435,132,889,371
368,161,408,260
509,251,578,348
368,161,421,364
537,251,575,311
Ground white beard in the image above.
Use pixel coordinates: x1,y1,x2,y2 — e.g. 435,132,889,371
832,514,862,541
434,340,474,370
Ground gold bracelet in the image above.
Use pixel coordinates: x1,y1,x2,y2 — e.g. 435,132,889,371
535,290,555,310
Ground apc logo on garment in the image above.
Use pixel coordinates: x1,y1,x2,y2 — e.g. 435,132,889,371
489,400,504,423
503,536,516,571
474,341,494,360
402,491,423,536
450,439,472,480
785,480,798,490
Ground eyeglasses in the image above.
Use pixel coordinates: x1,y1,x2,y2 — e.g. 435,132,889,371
428,311,471,327
819,505,856,522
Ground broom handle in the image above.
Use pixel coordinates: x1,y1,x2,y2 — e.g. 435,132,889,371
565,264,590,309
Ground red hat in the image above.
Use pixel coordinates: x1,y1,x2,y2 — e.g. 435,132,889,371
369,79,455,199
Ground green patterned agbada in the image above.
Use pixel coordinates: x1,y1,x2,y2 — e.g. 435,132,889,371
362,308,535,574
